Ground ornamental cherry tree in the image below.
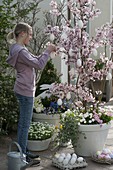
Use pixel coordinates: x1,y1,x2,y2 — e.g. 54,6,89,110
45,0,113,111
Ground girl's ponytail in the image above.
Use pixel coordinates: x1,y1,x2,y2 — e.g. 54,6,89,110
7,31,16,44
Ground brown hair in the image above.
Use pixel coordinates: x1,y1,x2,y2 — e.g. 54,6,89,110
7,22,32,44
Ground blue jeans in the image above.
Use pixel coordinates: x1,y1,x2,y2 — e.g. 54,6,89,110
15,93,34,154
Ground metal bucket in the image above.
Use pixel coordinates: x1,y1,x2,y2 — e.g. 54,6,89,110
7,141,26,170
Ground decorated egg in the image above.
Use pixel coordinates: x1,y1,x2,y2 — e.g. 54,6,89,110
58,156,64,163
63,158,69,165
109,154,113,159
96,151,102,156
70,157,76,165
98,154,105,159
77,157,84,163
105,154,111,160
102,148,110,154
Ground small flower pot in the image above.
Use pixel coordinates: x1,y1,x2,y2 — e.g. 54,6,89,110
27,138,51,151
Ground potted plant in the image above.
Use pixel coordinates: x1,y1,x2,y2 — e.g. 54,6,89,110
33,95,70,126
27,122,55,151
44,0,113,156
56,106,113,156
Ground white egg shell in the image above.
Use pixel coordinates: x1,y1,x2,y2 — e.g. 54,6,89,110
72,153,77,159
60,153,66,158
63,158,69,165
78,20,83,28
77,157,84,163
66,153,71,159
55,153,60,159
58,156,64,163
70,157,76,165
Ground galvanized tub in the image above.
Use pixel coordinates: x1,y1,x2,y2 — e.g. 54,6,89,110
7,141,26,170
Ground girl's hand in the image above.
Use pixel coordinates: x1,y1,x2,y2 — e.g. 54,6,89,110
47,44,56,53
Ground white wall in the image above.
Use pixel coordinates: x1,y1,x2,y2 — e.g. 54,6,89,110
89,0,112,59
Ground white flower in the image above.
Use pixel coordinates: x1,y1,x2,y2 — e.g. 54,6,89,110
89,120,92,123
84,112,89,118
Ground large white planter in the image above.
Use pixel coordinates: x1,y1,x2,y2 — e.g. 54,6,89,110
27,138,51,151
74,123,111,157
33,113,60,126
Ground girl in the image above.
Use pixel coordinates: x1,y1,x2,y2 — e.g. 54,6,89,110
6,22,56,160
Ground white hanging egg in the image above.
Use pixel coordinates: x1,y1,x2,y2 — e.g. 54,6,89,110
50,33,55,41
92,49,98,56
57,98,63,106
106,72,112,80
69,48,75,56
50,52,57,59
77,157,84,163
77,59,82,67
63,158,69,165
69,68,75,76
61,32,67,40
78,20,83,28
58,156,64,163
66,92,71,100
70,157,76,165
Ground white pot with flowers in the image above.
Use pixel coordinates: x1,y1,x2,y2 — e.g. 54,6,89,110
27,122,55,151
44,0,113,157
33,94,69,126
56,106,113,157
